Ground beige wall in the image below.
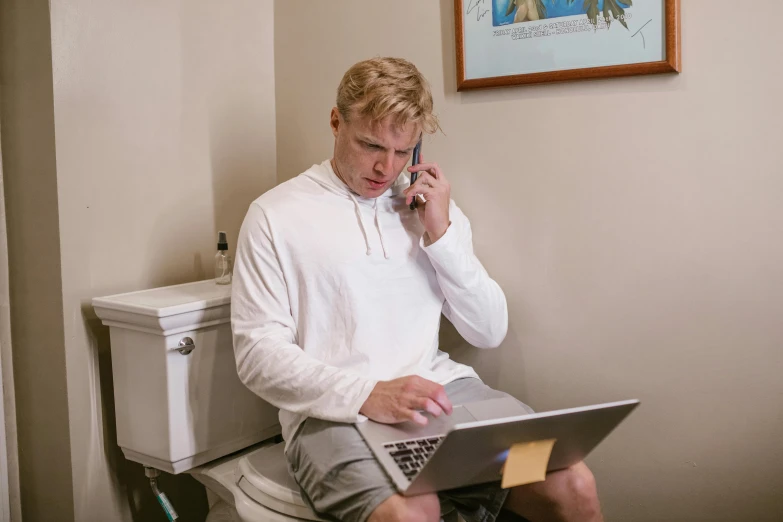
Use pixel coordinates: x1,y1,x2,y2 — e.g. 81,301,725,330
275,1,783,520
2,0,276,520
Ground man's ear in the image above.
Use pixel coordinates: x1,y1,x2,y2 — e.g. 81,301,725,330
330,107,341,138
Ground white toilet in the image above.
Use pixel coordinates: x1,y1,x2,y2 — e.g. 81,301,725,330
93,279,326,521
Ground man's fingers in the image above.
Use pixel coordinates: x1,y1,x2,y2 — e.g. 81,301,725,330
392,376,453,423
405,409,429,426
428,386,453,415
416,397,444,418
408,162,439,177
404,172,440,205
404,171,437,193
406,186,435,207
411,377,452,415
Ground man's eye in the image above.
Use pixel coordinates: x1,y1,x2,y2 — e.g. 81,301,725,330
365,143,382,150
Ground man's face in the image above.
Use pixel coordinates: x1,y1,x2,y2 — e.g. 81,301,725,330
330,108,420,198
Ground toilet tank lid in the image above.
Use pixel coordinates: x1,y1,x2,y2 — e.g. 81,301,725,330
92,279,231,318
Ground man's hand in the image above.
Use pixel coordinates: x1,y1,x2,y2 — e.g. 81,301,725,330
360,375,453,425
403,155,451,243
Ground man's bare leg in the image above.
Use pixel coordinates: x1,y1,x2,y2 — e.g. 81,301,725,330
502,462,604,522
368,493,441,522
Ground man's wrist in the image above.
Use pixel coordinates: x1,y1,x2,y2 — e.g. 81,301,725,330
359,382,379,415
425,222,450,245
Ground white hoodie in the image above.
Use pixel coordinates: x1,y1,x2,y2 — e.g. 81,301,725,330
231,160,508,444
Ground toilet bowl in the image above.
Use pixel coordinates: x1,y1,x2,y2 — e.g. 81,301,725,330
192,441,325,521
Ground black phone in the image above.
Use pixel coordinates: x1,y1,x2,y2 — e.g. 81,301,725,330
410,139,422,210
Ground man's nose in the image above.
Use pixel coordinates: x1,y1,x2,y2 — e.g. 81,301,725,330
374,151,394,175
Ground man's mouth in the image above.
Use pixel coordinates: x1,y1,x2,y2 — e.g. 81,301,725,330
365,178,386,189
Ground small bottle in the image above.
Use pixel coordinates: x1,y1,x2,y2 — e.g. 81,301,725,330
215,231,232,285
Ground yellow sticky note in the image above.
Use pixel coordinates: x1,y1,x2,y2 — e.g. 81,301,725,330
500,439,556,489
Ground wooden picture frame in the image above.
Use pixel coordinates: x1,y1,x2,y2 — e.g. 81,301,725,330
455,0,681,90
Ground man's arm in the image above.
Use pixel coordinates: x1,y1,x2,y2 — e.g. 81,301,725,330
231,202,377,423
422,201,509,348
403,159,508,349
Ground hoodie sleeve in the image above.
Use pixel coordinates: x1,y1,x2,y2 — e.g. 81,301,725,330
231,202,377,423
421,201,508,348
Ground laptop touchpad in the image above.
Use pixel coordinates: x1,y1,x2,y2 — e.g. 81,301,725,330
449,405,477,425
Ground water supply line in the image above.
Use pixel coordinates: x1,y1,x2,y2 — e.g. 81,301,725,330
145,467,179,521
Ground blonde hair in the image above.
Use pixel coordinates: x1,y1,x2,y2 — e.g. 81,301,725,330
336,57,440,135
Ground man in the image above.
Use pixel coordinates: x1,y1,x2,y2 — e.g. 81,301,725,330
232,57,602,522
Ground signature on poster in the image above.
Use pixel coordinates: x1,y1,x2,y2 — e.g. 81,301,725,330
467,0,491,21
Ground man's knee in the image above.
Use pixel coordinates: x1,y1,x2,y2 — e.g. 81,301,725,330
543,463,602,520
562,462,600,508
505,463,603,522
368,493,441,522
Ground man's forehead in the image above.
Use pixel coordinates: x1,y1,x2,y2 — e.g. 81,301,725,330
356,115,420,146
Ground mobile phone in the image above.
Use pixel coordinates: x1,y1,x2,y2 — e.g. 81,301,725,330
410,139,422,210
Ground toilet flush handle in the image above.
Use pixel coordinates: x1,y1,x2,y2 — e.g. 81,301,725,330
176,337,195,355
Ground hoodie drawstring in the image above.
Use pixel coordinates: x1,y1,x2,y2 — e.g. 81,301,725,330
306,161,399,260
373,199,389,259
347,193,390,259
347,192,373,256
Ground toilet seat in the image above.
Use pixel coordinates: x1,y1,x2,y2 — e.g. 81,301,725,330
237,442,325,521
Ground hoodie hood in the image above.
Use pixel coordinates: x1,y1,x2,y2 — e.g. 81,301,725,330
302,160,410,259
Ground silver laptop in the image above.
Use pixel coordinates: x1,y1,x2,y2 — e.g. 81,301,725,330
356,397,639,496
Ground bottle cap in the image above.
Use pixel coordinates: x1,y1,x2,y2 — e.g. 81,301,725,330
217,231,228,251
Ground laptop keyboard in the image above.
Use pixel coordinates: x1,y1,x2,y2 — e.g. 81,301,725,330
384,436,444,481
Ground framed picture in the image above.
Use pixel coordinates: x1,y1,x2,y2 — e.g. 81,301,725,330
455,0,681,90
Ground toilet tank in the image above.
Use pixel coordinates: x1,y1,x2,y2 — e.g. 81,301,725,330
92,280,280,474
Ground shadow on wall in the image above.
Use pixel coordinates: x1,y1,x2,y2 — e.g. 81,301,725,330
439,315,530,406
439,316,502,388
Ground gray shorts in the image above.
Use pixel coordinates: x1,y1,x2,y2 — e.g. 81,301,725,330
286,378,534,522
